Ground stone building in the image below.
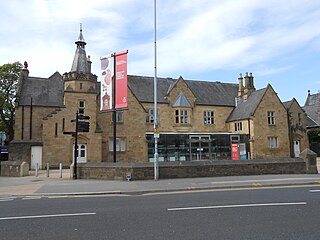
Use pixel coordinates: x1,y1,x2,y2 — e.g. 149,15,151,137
283,98,309,157
9,29,308,169
303,91,320,155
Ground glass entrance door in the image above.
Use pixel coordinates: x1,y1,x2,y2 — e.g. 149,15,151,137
189,135,211,161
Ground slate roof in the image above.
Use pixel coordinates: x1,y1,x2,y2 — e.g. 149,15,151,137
172,92,192,107
282,100,292,110
128,75,174,103
18,72,64,107
71,28,89,73
306,115,319,128
227,88,267,122
303,92,320,125
185,80,238,106
127,75,238,106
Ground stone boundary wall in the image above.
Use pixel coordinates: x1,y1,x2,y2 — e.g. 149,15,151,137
77,158,307,180
0,161,29,177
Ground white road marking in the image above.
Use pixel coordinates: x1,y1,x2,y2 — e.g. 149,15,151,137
309,190,320,193
0,212,96,221
22,197,42,200
198,178,320,185
168,202,307,211
0,198,14,202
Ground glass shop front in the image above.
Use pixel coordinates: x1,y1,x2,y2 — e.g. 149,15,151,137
147,133,250,162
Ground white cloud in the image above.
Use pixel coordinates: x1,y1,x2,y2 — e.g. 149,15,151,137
1,0,320,86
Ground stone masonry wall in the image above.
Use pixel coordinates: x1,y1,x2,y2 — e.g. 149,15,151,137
252,87,290,159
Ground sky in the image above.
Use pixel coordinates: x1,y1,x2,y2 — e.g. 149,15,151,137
1,0,320,106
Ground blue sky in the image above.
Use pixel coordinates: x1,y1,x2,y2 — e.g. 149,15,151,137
1,0,320,105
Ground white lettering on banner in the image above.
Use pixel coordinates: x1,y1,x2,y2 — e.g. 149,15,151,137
116,60,126,65
116,71,125,80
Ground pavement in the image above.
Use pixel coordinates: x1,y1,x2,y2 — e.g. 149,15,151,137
1,168,320,197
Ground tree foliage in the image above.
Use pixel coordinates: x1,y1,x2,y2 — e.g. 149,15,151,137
0,62,22,142
307,127,320,143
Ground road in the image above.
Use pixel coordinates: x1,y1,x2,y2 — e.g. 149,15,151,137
1,185,320,240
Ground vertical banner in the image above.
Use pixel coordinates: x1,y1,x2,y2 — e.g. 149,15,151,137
100,56,113,111
115,51,128,109
231,143,239,161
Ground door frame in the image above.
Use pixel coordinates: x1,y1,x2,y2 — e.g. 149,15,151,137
31,146,42,170
294,140,300,158
189,135,211,161
73,144,87,163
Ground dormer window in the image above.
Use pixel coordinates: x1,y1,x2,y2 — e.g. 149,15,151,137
175,109,189,124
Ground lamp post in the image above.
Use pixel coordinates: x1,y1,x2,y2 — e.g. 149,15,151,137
153,0,159,180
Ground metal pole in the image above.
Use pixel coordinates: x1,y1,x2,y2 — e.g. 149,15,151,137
35,163,38,177
30,97,33,140
113,53,117,163
73,112,78,179
154,0,159,180
59,163,63,178
46,162,49,177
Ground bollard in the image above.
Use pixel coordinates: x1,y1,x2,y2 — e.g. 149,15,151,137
59,163,62,178
46,163,50,177
35,163,39,177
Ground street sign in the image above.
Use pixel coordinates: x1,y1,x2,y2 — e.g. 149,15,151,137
78,121,90,132
78,115,90,120
154,129,160,138
1,147,8,153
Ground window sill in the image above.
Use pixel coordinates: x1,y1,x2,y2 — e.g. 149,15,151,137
173,124,192,132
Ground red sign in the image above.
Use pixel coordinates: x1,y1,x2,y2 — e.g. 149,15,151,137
231,144,239,161
115,51,128,109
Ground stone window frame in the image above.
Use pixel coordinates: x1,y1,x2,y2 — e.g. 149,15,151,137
111,110,124,123
267,136,278,149
79,100,85,116
146,108,159,124
234,122,243,131
267,111,275,126
108,137,126,152
297,112,302,126
54,123,58,137
204,111,215,125
175,109,189,124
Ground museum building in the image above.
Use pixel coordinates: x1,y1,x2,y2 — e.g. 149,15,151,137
9,28,309,169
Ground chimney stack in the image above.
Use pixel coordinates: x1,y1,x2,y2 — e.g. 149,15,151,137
243,72,255,99
87,55,92,73
244,72,250,95
238,73,244,97
249,72,255,90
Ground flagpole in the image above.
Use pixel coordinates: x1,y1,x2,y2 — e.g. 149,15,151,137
154,0,159,180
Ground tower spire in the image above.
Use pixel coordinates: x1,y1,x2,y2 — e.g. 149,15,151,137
71,24,89,73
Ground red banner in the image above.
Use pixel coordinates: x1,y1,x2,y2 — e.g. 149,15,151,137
115,51,128,109
231,144,239,161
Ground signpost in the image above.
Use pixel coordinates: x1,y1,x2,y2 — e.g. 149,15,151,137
63,113,90,179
